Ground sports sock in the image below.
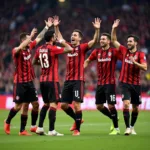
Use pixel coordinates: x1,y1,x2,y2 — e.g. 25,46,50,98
123,108,130,128
99,106,112,119
49,107,56,131
38,105,49,127
109,107,118,128
63,106,76,120
75,110,82,132
131,111,139,127
6,107,19,124
31,110,38,126
20,114,28,132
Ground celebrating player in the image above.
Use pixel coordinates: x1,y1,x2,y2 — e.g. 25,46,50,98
33,27,73,136
111,19,147,135
54,16,101,135
4,18,53,135
84,33,120,135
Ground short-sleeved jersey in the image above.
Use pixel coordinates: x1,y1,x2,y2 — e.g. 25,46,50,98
66,43,89,81
89,48,121,85
12,40,36,83
119,45,147,85
34,44,64,82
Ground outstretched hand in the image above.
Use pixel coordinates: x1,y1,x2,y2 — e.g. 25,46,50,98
53,15,61,26
92,18,101,29
112,19,120,28
45,17,53,28
30,28,37,38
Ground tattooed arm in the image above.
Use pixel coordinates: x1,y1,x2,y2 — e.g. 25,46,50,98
35,17,53,44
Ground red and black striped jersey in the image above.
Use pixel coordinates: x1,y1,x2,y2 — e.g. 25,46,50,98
34,44,64,82
119,45,147,85
12,40,36,83
66,43,89,81
89,48,121,85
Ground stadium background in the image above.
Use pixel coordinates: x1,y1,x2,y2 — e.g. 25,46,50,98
0,0,150,110
0,1,150,150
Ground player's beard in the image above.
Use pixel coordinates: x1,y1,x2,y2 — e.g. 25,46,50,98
101,43,107,48
128,45,135,50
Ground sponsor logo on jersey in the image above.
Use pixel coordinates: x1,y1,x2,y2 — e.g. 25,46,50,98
98,58,111,62
67,53,78,57
24,54,31,60
39,49,48,53
108,52,112,56
125,59,133,64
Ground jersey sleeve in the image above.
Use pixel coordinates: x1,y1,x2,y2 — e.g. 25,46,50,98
119,45,127,55
51,46,64,55
34,49,40,60
88,49,97,61
12,48,17,57
140,52,147,64
29,40,37,50
80,43,89,52
114,49,123,61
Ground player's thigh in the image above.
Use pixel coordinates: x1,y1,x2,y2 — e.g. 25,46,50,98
120,82,131,101
73,81,84,103
13,83,26,104
61,81,73,104
49,82,61,103
131,85,141,105
95,85,106,104
40,82,50,103
25,81,38,103
105,84,116,104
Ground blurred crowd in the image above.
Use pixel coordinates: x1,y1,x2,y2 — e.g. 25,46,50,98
0,0,150,94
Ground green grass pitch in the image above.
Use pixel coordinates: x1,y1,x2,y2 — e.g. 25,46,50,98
0,110,150,150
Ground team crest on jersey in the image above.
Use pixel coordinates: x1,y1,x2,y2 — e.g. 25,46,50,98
127,54,129,57
108,52,112,56
75,47,78,51
98,53,101,56
23,53,25,55
16,96,20,100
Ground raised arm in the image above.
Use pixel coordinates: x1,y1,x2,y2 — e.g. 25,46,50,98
111,19,121,49
88,18,101,49
57,36,73,53
14,28,37,54
53,16,63,39
35,17,53,44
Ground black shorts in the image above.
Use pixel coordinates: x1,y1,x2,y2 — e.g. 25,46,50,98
40,82,61,103
120,82,141,105
13,81,38,104
61,80,84,104
95,84,116,105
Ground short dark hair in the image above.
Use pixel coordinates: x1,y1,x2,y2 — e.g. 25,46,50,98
127,34,139,42
101,33,111,40
19,32,29,41
73,29,83,38
44,30,55,42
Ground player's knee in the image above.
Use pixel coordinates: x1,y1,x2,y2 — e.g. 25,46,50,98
108,104,115,110
132,105,139,112
74,102,81,111
44,103,50,107
14,103,22,111
32,102,39,110
61,103,68,110
123,102,130,109
96,104,104,111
